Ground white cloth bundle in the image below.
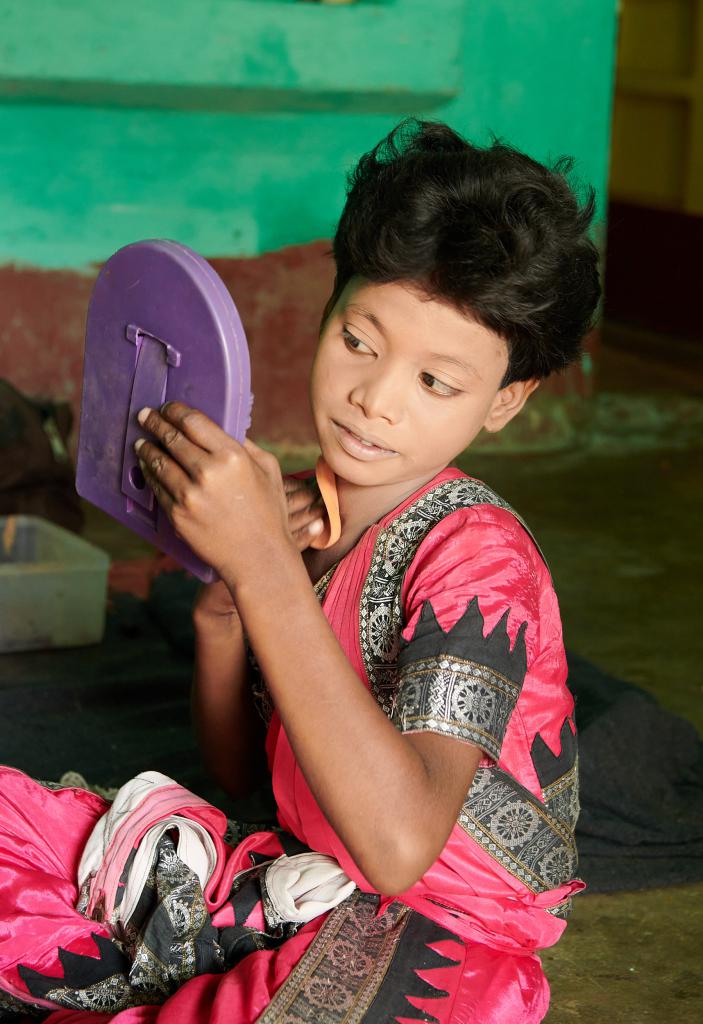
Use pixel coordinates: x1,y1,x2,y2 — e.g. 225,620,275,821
78,771,218,927
263,852,356,926
77,771,355,932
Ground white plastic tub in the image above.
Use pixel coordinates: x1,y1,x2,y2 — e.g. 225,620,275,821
0,515,110,652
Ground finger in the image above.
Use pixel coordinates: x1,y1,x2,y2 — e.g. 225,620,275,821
286,487,320,515
291,517,324,551
240,438,283,488
137,405,213,479
283,476,308,495
159,401,236,455
136,455,175,517
288,503,324,532
242,438,264,456
134,439,188,513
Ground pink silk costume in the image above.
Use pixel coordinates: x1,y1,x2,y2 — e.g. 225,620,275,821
0,467,582,1023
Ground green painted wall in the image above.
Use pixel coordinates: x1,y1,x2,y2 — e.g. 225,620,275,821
0,0,617,269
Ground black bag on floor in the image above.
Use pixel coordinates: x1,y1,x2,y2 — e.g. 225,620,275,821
0,379,83,534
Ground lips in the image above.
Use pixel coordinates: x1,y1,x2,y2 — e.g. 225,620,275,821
332,421,398,460
337,422,393,451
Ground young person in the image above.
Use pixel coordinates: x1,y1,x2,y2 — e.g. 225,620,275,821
0,120,600,1023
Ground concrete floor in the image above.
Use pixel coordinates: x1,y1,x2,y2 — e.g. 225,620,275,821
488,337,703,1023
465,441,703,1023
78,334,703,1023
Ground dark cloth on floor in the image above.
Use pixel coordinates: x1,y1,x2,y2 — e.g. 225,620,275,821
567,652,703,892
0,572,701,894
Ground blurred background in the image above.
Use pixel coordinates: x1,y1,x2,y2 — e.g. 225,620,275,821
0,0,618,446
0,2,701,1022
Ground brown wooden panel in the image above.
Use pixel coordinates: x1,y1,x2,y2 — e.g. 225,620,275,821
605,198,702,340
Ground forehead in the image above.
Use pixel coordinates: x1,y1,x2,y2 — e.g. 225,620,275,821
339,279,509,372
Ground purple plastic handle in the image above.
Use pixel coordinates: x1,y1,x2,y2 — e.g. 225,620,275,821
76,240,252,582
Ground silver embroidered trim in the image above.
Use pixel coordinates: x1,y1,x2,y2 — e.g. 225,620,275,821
43,974,139,1014
257,892,409,1024
359,477,518,716
0,988,45,1017
459,766,578,894
542,758,580,831
392,656,521,760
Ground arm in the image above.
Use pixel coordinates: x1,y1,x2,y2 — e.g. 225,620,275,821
230,549,482,894
191,581,267,797
191,481,324,795
135,405,525,894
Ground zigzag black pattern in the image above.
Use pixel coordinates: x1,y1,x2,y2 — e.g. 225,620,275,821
18,933,129,999
364,912,463,1023
399,597,528,687
531,717,578,788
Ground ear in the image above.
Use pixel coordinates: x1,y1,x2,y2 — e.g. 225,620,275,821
483,378,540,433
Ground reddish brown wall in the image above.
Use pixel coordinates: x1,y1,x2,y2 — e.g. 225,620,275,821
0,240,591,447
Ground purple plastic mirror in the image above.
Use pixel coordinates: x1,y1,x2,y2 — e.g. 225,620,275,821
76,240,252,582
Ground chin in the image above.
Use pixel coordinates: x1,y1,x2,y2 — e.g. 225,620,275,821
321,446,399,486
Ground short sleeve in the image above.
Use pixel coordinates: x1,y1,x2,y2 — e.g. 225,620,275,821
391,506,542,761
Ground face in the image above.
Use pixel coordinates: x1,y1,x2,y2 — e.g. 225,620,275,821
310,279,537,492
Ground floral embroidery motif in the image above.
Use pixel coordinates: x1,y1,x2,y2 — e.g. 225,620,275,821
358,477,522,716
459,766,578,896
258,893,410,1023
125,837,223,997
41,973,139,1014
392,655,522,760
258,891,465,1023
542,759,580,834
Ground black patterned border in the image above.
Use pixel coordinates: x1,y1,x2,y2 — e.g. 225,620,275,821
392,656,521,760
459,766,578,895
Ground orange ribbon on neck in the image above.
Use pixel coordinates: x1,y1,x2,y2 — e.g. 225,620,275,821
309,457,342,550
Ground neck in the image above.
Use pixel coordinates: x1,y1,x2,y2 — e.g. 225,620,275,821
303,465,452,584
335,468,446,545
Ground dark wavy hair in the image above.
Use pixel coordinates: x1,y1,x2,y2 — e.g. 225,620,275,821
325,119,601,385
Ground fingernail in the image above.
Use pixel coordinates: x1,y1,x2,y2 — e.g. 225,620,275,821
308,518,323,536
137,407,152,426
134,438,145,453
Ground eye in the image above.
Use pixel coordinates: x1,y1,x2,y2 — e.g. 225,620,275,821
420,372,460,397
342,328,374,355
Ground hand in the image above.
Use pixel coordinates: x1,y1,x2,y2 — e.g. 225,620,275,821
134,402,297,587
284,477,325,551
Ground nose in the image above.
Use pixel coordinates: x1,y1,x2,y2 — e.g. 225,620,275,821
348,363,406,425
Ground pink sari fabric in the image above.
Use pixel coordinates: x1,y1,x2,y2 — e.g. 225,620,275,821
0,768,112,1009
0,467,579,1024
268,468,582,1008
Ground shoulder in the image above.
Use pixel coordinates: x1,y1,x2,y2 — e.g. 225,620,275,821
402,488,545,601
411,498,539,560
399,487,552,663
390,469,541,567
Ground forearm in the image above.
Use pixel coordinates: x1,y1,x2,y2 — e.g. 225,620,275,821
191,614,266,797
224,549,473,892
